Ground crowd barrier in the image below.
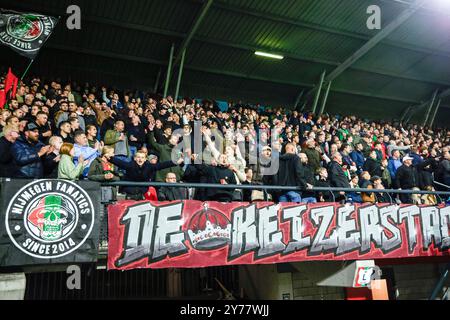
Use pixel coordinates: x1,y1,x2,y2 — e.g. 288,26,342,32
0,178,449,271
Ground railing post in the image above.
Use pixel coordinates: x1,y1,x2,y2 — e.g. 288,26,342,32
174,49,186,100
311,70,326,115
423,89,438,126
429,99,442,128
318,80,332,116
163,43,175,98
153,68,161,94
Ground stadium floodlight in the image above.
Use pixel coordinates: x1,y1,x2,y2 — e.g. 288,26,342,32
254,51,284,60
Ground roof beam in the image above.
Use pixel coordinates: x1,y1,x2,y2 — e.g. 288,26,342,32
380,0,450,17
414,88,450,110
196,36,450,87
302,0,426,105
9,0,450,61
212,1,450,59
173,0,214,67
81,12,450,86
9,2,450,87
46,43,419,105
324,0,426,82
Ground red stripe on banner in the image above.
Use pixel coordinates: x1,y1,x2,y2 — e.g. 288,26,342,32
107,201,450,270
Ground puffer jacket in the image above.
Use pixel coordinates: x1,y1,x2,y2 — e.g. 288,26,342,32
11,136,45,178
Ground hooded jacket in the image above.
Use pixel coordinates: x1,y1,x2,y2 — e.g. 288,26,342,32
11,136,45,178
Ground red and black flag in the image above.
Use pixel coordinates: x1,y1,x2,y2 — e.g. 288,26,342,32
0,10,58,59
0,67,18,109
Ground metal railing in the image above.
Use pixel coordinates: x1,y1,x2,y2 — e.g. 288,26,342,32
429,263,450,300
102,180,450,203
434,181,450,190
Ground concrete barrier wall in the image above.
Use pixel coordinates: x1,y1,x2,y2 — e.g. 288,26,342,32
0,273,26,300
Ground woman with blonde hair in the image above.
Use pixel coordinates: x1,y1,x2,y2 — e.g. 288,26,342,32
58,143,88,180
88,145,120,182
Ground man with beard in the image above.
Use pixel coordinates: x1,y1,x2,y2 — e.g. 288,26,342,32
11,122,51,178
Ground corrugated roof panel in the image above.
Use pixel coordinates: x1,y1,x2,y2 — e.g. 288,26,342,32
217,0,403,37
199,7,365,63
325,91,408,119
250,59,332,85
353,44,427,74
30,48,160,89
187,42,261,76
3,0,450,121
179,70,299,106
378,79,436,101
332,70,395,95
386,10,450,52
439,38,450,52
403,55,450,84
47,19,179,61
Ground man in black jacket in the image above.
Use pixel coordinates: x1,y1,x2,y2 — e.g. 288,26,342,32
363,150,382,177
109,150,183,200
299,153,317,203
183,154,237,202
315,167,333,202
267,143,308,203
435,150,450,188
157,172,188,201
395,155,419,204
0,125,20,177
328,152,351,201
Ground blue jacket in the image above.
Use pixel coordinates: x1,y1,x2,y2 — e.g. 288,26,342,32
73,144,100,177
11,136,45,178
410,152,423,167
349,150,365,169
387,157,402,179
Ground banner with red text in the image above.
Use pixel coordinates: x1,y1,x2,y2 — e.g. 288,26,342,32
107,201,450,270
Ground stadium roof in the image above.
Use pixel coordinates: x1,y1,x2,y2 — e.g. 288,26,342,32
1,0,450,126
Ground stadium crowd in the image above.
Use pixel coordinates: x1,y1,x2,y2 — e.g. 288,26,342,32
0,75,449,204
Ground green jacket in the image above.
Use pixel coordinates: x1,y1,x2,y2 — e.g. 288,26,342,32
104,129,130,157
58,154,84,180
382,168,392,188
88,157,120,182
148,131,183,182
303,147,321,174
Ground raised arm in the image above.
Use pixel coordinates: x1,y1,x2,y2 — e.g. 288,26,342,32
104,130,120,146
147,131,163,153
109,156,134,171
203,133,220,161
